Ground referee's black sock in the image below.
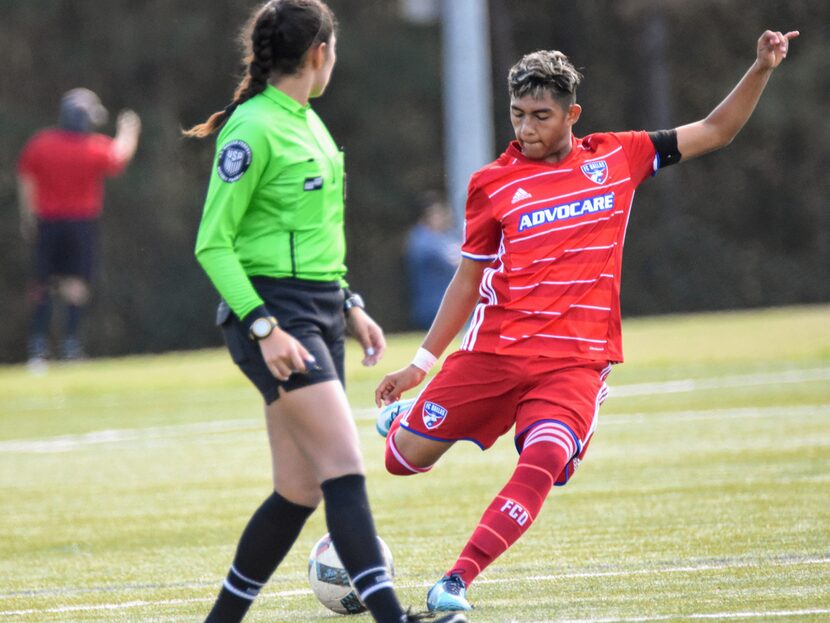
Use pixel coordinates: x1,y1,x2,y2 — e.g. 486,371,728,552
321,474,405,623
204,491,315,623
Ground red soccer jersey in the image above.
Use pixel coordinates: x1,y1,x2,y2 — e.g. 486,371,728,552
459,131,658,363
17,129,126,220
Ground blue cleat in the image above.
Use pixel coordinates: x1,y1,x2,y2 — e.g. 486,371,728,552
426,574,472,612
376,398,415,437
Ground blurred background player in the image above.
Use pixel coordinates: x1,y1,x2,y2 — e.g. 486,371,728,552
405,192,460,329
375,29,799,612
17,88,141,368
187,1,464,623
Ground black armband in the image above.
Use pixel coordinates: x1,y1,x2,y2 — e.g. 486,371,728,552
648,129,682,170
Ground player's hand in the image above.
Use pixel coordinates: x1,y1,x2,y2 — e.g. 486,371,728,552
756,30,799,70
375,365,426,407
116,109,142,134
346,307,386,366
258,328,314,381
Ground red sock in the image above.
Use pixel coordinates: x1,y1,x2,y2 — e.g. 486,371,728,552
447,423,575,586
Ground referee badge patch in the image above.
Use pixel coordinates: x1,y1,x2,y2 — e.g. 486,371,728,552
217,140,252,183
422,401,448,430
303,176,324,191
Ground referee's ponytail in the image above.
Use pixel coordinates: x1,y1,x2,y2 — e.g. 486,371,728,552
184,0,336,138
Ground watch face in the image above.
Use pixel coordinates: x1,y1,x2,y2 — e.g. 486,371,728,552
252,318,272,338
345,294,365,310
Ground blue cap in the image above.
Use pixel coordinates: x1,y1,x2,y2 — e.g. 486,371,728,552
58,88,108,133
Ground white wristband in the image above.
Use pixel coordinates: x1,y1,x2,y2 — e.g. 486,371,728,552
411,347,437,373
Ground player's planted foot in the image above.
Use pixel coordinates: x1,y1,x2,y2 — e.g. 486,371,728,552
376,398,415,437
426,574,472,612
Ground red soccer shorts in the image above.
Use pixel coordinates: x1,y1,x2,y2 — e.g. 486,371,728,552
399,350,611,485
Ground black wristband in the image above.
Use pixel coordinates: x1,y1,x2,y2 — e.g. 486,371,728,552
240,304,272,333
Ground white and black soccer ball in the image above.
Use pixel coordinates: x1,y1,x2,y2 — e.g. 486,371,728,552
307,533,394,615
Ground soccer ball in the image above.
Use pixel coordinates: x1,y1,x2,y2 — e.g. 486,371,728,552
307,533,394,615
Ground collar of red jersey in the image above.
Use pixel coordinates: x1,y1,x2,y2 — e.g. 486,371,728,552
507,135,584,167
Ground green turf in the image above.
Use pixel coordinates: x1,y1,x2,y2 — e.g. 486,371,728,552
1,304,828,622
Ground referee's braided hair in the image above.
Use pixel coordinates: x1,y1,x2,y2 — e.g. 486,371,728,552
185,0,336,138
508,50,583,108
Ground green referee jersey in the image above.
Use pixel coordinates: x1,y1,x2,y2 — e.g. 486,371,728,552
195,85,347,320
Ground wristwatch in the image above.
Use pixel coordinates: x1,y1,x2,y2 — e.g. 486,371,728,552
248,315,279,341
344,292,365,313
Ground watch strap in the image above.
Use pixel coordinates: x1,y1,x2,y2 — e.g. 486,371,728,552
241,305,272,333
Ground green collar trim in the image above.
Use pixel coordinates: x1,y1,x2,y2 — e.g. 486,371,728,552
261,84,310,116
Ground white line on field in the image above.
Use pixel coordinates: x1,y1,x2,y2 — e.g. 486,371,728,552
1,403,828,454
529,608,830,622
0,419,262,453
1,555,827,616
1,368,828,453
599,403,830,426
0,596,215,617
607,367,830,397
1,388,254,414
3,367,828,415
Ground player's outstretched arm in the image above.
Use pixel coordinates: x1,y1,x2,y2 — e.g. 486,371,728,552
113,109,142,163
675,29,799,161
374,258,485,406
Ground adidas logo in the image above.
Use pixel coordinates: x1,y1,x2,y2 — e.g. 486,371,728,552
511,187,532,204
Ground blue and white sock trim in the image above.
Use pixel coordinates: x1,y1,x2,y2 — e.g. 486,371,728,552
222,565,266,601
351,565,394,601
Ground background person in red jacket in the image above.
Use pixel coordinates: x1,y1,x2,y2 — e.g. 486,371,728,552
17,88,141,368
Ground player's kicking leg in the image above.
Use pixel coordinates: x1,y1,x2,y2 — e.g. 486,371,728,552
427,420,582,611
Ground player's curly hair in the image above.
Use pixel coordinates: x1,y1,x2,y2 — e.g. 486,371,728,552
508,50,583,108
185,0,336,138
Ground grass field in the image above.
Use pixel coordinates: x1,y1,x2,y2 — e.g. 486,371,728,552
1,304,829,622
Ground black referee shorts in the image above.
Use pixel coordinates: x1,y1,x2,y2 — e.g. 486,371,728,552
217,277,346,405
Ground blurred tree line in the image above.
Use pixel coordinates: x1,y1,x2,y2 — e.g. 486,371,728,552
0,0,827,363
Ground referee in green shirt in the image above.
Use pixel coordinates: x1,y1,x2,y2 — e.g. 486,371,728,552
186,3,465,623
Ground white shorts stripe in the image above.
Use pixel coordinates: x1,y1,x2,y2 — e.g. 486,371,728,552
585,365,613,442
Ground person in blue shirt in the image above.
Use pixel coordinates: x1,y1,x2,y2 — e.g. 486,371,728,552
405,193,460,329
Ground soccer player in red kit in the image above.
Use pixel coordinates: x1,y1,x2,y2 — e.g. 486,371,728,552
17,88,140,367
375,30,798,612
